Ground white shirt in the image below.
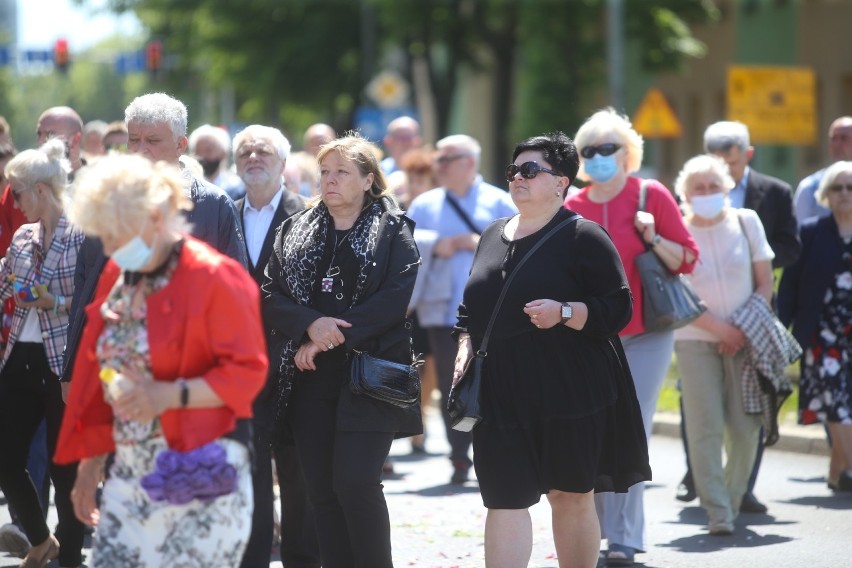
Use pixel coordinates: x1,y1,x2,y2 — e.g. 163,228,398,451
675,207,774,343
18,309,44,343
243,188,283,267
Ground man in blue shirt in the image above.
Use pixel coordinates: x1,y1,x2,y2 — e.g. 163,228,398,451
407,134,517,484
794,116,852,225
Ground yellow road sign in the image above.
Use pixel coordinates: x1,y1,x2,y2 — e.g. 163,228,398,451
727,66,816,145
632,88,683,139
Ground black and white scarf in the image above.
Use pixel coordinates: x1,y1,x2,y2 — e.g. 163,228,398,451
275,199,383,416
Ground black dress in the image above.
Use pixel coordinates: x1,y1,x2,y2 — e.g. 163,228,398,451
457,208,651,509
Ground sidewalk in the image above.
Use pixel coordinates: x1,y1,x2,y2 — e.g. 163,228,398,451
652,411,830,456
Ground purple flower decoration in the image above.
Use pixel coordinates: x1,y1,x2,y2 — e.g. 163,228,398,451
140,441,238,505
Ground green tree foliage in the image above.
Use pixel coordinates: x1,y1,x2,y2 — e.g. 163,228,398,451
86,0,716,165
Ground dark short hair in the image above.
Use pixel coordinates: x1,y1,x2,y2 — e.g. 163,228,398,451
512,131,579,195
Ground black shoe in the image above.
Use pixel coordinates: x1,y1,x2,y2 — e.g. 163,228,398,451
676,473,696,503
838,471,852,492
450,462,470,484
740,492,768,513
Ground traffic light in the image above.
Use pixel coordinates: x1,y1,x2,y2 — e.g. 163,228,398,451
146,40,162,74
54,38,69,74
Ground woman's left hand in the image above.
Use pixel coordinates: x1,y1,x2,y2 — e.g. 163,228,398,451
523,299,561,329
16,286,54,311
295,342,322,372
111,368,175,422
634,211,656,244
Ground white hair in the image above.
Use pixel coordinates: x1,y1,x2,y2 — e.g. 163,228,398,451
574,107,644,179
673,154,735,200
188,124,232,154
4,138,70,204
703,121,751,153
436,134,481,165
125,93,188,141
815,160,852,207
232,125,292,161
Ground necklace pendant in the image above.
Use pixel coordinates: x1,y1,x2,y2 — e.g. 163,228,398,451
321,277,334,293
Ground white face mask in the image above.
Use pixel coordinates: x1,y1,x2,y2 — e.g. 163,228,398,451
690,193,727,219
111,234,153,271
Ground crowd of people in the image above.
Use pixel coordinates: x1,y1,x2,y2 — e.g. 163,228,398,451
0,95,848,568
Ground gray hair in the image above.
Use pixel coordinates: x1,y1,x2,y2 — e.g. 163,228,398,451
83,120,108,137
125,93,188,141
188,124,232,154
673,154,735,201
4,138,69,204
436,134,481,166
232,125,292,161
574,107,644,179
815,160,852,207
703,121,750,153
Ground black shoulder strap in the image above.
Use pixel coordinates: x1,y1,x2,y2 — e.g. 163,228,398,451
444,191,482,235
477,213,582,355
638,178,650,212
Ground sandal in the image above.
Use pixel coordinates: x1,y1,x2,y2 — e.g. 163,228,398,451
606,543,635,567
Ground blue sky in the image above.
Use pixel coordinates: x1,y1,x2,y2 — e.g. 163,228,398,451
17,0,141,50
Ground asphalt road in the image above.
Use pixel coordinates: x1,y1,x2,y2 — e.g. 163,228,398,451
2,408,849,567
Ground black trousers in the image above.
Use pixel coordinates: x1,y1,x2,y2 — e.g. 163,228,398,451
0,343,85,566
239,422,320,568
288,392,394,568
426,327,473,467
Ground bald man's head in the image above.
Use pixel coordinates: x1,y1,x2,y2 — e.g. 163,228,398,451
36,106,85,170
829,116,852,161
303,123,335,157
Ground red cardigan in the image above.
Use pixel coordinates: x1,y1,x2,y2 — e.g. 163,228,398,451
55,237,267,464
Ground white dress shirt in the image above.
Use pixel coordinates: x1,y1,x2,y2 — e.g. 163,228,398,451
243,188,283,267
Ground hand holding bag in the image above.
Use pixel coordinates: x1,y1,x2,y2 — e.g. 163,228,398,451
448,214,582,432
635,180,706,332
350,350,421,408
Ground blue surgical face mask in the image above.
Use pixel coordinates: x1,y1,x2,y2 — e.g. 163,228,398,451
584,154,619,183
111,234,153,271
690,193,727,219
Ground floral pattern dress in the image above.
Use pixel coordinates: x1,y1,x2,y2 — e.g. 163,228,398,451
91,250,254,568
799,248,852,425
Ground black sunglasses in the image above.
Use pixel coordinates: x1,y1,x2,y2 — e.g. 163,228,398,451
580,143,621,159
829,183,852,193
505,161,561,182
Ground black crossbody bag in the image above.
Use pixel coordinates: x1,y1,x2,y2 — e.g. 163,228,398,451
448,213,582,432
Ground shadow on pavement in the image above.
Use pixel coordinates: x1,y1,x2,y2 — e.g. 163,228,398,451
385,483,481,497
782,495,852,510
658,527,793,553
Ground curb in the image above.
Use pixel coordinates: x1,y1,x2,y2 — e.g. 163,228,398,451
652,412,830,456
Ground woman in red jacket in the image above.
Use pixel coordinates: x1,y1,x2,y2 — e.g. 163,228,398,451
55,155,267,567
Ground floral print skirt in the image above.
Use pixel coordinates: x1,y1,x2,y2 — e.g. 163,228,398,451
91,433,253,568
799,269,852,425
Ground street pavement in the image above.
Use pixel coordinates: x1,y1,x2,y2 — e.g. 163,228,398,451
2,407,850,567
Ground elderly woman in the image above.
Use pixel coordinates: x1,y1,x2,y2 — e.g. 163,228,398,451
779,160,852,492
0,139,85,568
454,132,650,568
564,108,698,566
673,155,774,535
262,134,421,567
55,155,267,567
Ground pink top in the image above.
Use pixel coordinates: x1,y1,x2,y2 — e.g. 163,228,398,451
565,177,699,336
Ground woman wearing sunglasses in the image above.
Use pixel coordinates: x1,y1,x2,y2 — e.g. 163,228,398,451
564,108,698,566
0,139,86,568
779,160,852,494
454,132,650,568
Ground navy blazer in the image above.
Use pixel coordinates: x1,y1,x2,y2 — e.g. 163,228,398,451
777,215,846,348
235,189,306,432
744,169,801,268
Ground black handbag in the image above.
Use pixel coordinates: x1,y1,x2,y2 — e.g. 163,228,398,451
635,180,706,332
350,350,421,408
448,214,582,432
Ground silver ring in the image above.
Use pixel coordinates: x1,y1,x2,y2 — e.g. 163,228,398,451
328,343,334,350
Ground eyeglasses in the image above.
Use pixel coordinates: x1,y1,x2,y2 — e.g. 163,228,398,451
504,161,561,182
829,183,852,193
579,143,621,159
434,154,469,166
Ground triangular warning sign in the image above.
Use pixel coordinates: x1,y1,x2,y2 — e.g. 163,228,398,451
632,88,683,139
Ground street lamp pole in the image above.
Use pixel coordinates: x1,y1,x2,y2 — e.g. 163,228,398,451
607,0,625,112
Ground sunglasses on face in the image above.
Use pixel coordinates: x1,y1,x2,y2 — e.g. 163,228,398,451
579,143,621,159
829,183,852,193
504,161,561,182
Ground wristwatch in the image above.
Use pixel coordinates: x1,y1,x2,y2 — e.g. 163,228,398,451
650,233,662,247
560,302,573,323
